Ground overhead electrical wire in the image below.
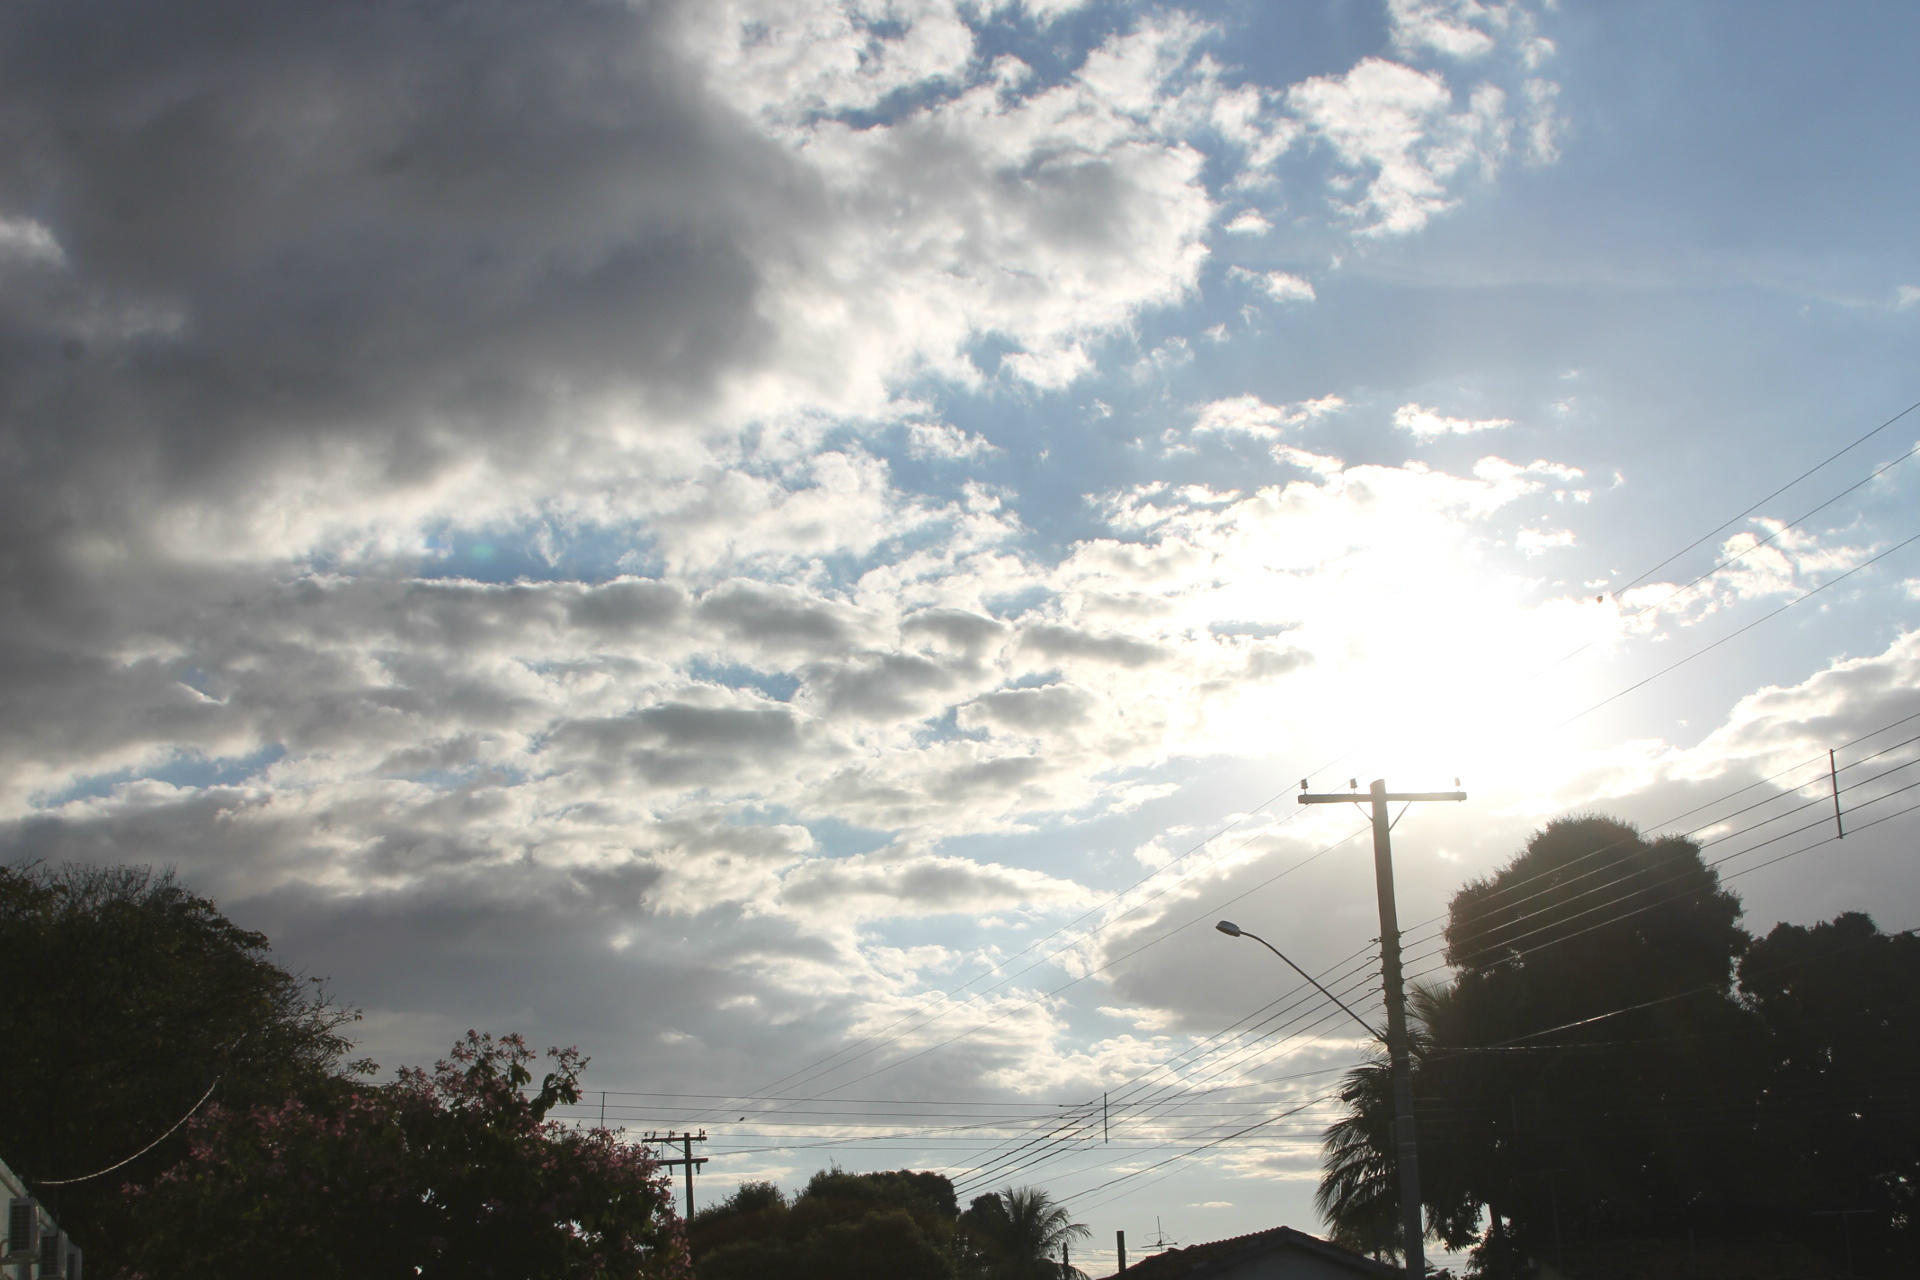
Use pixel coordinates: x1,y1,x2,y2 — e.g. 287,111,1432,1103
950,965,1385,1196
903,742,1920,1194
1550,529,1920,730
597,398,1920,1194
1398,748,1920,983
588,710,1920,1185
956,713,1920,1190
1396,709,1920,957
1611,396,1920,597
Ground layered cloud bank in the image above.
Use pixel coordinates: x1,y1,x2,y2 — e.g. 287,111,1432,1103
3,3,1915,1200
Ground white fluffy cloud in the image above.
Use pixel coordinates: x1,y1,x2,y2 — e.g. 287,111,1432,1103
1230,266,1317,303
0,0,1612,1150
1289,58,1512,236
1189,394,1346,441
1394,401,1515,437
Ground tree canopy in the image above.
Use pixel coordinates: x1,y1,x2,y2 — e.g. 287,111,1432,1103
122,1032,687,1280
959,1186,1091,1280
1318,815,1920,1276
690,1168,962,1280
0,863,358,1268
0,861,687,1279
689,1172,1086,1280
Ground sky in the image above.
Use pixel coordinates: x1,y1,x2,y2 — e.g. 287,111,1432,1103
4,0,1920,1269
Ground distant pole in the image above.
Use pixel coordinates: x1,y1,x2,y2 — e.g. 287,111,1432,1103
1117,1230,1127,1272
1813,1209,1874,1277
1550,1175,1562,1266
1104,1092,1109,1144
1830,749,1845,839
1301,777,1466,1280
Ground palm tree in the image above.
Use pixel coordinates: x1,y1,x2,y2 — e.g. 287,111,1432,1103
1315,983,1482,1263
960,1186,1090,1279
1316,1048,1404,1262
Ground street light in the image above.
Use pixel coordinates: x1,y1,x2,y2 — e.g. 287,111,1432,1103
1214,920,1384,1042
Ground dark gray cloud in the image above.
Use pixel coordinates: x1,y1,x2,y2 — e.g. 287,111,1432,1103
0,0,799,591
568,579,689,635
902,607,1008,664
548,699,806,788
963,683,1095,733
697,581,864,655
1022,622,1169,667
803,652,959,721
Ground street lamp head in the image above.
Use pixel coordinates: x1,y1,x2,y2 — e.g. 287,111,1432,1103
1215,920,1243,937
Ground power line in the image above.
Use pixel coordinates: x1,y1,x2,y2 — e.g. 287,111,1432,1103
1396,707,1920,958
658,399,1920,1194
1612,395,1912,594
1552,529,1920,730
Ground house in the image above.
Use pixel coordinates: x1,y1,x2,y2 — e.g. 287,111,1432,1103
3,1151,82,1278
1106,1226,1398,1280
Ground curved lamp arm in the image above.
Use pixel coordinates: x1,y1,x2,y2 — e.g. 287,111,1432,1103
1216,920,1386,1043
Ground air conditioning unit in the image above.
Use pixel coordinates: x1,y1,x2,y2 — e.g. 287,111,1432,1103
6,1198,36,1260
39,1229,65,1277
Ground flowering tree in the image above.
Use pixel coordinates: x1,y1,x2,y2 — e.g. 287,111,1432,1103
122,1032,689,1280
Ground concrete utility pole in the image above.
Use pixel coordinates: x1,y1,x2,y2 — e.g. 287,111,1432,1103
1301,778,1465,1280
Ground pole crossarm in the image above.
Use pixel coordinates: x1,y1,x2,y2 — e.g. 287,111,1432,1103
1300,791,1466,804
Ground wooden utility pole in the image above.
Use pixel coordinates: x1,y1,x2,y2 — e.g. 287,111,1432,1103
1301,778,1465,1280
646,1130,708,1218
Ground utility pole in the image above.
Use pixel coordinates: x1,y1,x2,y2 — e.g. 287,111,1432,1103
646,1130,708,1218
1812,1209,1875,1277
1301,778,1465,1280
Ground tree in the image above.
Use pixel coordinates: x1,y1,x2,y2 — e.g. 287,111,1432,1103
1318,816,1761,1270
691,1168,962,1280
1741,913,1920,1271
959,1186,1090,1280
0,863,358,1269
122,1031,690,1280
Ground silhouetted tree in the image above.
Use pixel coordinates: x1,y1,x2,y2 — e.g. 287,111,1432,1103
1319,816,1762,1271
0,863,358,1270
959,1186,1090,1280
123,1031,688,1279
692,1167,961,1280
1741,913,1920,1271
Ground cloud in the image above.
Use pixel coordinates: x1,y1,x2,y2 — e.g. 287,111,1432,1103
779,851,1090,920
1515,526,1575,556
0,215,62,264
960,684,1098,734
1521,76,1565,165
1394,402,1515,437
1898,284,1920,310
1022,624,1170,668
907,422,999,461
1190,395,1346,440
1288,58,1512,236
1229,266,1317,303
1388,0,1500,60
0,0,1617,1165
